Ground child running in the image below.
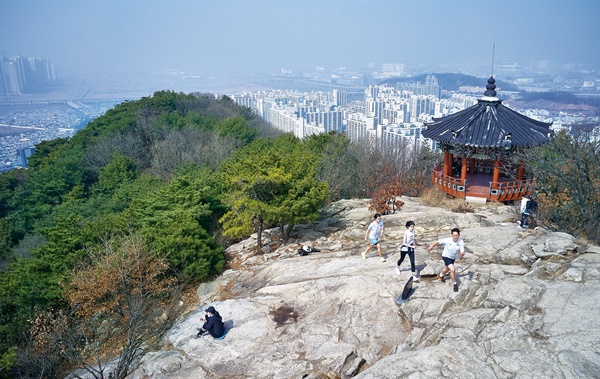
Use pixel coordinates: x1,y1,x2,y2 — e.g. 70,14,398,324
363,213,386,262
396,220,419,281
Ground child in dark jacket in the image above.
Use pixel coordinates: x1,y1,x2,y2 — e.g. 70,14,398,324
196,306,225,338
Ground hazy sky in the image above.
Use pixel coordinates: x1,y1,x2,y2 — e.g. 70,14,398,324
1,0,598,77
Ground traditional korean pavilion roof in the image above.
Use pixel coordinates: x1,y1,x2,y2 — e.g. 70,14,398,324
423,77,553,149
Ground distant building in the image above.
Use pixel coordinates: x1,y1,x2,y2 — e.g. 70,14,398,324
382,63,405,76
230,75,471,153
15,147,35,168
333,89,347,107
395,75,441,98
0,56,56,95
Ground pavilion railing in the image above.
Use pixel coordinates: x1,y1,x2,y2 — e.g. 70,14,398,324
432,165,535,202
488,178,535,202
431,168,467,199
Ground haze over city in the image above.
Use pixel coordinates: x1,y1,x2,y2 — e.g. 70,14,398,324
1,0,599,78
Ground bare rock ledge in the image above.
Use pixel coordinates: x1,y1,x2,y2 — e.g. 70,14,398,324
76,197,600,379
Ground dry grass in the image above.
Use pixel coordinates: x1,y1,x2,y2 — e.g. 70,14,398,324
181,285,200,308
451,203,475,213
420,188,471,211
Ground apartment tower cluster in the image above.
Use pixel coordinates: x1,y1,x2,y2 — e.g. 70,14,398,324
231,75,479,153
0,56,57,95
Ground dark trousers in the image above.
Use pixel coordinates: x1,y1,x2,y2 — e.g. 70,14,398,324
520,212,529,227
397,247,416,272
199,327,222,338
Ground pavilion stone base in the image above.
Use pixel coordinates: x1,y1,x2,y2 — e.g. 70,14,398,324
466,196,487,204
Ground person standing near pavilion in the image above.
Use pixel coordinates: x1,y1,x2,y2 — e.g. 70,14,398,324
519,195,538,228
519,195,531,228
363,213,386,262
427,228,465,292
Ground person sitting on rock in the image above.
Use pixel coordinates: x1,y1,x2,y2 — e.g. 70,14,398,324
196,306,225,338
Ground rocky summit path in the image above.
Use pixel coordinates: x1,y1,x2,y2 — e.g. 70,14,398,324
77,197,600,379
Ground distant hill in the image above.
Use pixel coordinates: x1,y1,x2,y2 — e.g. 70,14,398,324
516,91,598,106
506,91,598,116
378,73,520,92
379,74,599,116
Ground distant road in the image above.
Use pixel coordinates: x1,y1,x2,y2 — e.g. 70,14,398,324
0,123,44,130
0,98,124,106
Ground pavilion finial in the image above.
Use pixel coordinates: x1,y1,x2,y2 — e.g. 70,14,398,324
484,76,497,97
491,42,495,77
483,43,498,98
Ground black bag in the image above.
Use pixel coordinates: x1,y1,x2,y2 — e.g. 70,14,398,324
298,245,320,256
526,199,538,213
298,246,311,256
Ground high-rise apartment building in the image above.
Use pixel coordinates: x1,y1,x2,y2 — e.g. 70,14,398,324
382,63,405,76
0,56,56,95
15,147,35,167
333,89,347,107
396,75,441,98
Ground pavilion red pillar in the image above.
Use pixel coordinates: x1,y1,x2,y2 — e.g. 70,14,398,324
443,152,448,176
517,160,524,181
444,151,452,176
461,157,467,180
492,159,501,184
444,152,448,176
469,158,476,173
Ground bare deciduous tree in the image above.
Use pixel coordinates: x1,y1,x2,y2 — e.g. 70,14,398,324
21,234,183,379
369,182,405,214
82,132,150,173
337,136,436,203
148,129,242,180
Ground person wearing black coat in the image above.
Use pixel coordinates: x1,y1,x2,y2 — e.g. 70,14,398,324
196,306,225,338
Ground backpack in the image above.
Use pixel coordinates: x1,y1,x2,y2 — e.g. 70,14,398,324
298,246,311,256
298,245,320,256
526,199,538,213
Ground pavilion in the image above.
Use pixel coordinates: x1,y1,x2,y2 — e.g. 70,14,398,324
422,76,554,203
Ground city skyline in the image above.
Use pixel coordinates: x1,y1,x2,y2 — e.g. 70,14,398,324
1,0,598,79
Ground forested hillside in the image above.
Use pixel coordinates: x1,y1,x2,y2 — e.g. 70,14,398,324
0,91,328,376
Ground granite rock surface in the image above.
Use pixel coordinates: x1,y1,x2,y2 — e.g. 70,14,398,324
82,198,600,379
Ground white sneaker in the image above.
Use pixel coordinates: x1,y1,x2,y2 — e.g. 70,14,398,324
380,257,386,262
395,266,401,275
411,276,419,282
361,252,366,260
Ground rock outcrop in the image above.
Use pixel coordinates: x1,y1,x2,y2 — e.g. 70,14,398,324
94,198,600,379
